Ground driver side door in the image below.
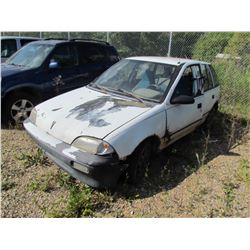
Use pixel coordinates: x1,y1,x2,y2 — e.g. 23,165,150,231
166,64,204,141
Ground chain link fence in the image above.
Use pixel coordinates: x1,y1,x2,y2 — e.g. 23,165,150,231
1,31,249,114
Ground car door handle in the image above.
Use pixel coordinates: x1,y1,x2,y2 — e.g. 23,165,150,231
197,103,202,109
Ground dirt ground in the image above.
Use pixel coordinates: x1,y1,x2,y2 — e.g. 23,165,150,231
1,111,250,217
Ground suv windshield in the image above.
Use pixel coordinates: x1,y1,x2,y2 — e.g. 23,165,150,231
6,43,54,68
93,59,177,102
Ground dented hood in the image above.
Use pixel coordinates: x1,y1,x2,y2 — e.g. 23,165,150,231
34,87,151,144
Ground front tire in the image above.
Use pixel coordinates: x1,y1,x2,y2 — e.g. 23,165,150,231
127,140,152,184
3,92,36,126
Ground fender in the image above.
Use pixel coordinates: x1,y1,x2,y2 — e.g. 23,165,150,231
104,107,166,159
2,83,44,100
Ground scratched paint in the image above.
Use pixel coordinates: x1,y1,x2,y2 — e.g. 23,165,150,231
66,96,146,127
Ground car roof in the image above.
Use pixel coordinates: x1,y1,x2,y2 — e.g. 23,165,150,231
127,56,209,66
29,39,112,47
1,36,40,40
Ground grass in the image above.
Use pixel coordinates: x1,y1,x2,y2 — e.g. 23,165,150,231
17,148,48,168
237,159,250,187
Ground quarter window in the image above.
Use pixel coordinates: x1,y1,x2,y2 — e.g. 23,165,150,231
209,65,219,86
20,39,37,47
1,39,17,58
200,64,214,91
78,45,106,65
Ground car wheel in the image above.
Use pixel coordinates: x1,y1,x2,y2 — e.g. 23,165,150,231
127,140,152,184
3,92,36,126
206,102,219,124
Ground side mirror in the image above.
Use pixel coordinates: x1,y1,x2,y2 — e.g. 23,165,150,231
49,60,59,69
171,95,195,104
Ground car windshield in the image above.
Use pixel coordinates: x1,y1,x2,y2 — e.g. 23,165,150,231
93,59,177,102
5,43,54,68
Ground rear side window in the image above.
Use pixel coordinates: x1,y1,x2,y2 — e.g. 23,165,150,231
209,65,219,86
20,39,37,47
50,45,78,68
200,64,214,91
1,39,17,58
78,44,106,65
106,46,119,63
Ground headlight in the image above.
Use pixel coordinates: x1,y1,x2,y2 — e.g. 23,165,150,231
29,108,37,123
72,137,114,155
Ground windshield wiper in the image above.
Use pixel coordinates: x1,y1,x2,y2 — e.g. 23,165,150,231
115,88,145,104
8,62,23,67
89,83,109,93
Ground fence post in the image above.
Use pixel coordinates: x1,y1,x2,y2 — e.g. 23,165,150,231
40,32,42,38
107,32,110,43
167,32,173,57
68,32,70,40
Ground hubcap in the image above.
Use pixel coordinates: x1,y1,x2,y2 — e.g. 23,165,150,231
10,99,34,123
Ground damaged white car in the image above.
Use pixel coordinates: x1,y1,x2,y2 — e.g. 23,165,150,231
24,57,220,188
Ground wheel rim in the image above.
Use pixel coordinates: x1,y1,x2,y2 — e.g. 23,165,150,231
10,99,34,123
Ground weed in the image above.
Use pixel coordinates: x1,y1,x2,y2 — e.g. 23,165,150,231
28,174,54,192
195,132,210,167
223,182,239,209
184,164,197,176
45,179,113,218
55,170,75,188
1,179,16,191
66,184,94,217
237,159,250,187
17,148,48,168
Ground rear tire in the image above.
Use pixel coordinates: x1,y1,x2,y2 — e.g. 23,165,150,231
2,92,37,126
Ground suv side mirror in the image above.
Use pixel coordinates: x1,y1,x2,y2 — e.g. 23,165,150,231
49,60,59,69
171,95,195,104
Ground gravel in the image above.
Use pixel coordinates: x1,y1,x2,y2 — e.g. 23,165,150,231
1,120,249,217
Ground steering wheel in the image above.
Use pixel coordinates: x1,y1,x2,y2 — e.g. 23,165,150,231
148,85,158,90
158,77,170,86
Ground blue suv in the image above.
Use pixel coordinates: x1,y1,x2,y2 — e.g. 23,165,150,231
1,39,120,125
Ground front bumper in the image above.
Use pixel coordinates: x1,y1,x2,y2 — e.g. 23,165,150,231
23,119,125,188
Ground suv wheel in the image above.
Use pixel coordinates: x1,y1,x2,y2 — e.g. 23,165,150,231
3,92,36,125
127,140,152,184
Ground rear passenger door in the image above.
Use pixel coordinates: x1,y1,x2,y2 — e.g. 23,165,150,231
77,44,110,83
200,64,218,115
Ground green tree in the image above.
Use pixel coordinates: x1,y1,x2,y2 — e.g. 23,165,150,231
171,32,204,58
192,32,233,61
224,32,250,57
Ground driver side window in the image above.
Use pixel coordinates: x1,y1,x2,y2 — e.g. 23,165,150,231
50,45,78,68
172,66,195,98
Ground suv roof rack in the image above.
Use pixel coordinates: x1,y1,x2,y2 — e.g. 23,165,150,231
43,38,68,40
69,38,110,45
43,38,110,45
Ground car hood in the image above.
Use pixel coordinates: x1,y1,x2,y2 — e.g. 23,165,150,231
1,63,28,78
34,87,152,144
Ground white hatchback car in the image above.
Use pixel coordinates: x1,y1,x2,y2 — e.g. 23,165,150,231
24,57,220,188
